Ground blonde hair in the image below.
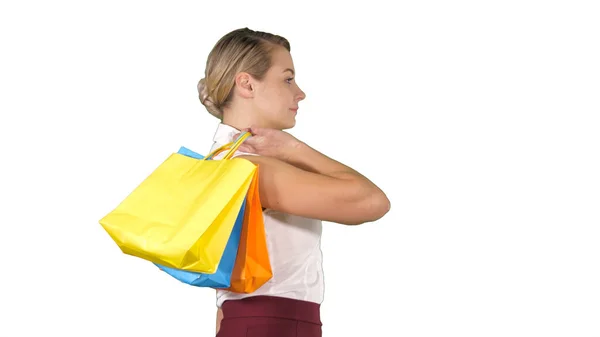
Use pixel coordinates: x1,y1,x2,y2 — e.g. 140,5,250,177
197,27,291,119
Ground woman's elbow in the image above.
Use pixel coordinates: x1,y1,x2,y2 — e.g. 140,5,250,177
345,190,391,225
375,191,391,219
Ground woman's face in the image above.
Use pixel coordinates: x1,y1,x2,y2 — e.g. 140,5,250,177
252,46,306,130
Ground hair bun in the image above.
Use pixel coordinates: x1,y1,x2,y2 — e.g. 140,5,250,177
197,78,223,119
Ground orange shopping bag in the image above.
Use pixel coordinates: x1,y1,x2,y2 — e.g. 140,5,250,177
227,164,273,293
207,140,272,293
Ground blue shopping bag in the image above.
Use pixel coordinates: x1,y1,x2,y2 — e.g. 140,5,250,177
153,146,244,288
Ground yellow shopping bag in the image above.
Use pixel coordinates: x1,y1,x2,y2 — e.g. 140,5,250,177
99,132,256,274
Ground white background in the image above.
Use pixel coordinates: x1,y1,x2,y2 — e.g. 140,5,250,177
1,1,599,336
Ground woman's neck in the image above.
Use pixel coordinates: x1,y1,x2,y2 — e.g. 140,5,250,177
221,106,267,130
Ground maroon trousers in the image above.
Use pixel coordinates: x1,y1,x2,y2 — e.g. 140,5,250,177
216,295,322,337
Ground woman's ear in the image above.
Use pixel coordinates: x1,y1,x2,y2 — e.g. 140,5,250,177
234,72,254,98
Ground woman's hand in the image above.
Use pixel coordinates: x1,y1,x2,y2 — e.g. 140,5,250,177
234,126,302,161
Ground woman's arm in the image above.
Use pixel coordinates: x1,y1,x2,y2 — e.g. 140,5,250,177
281,139,377,181
236,140,390,225
216,308,223,334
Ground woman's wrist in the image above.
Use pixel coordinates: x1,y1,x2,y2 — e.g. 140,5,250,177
278,139,305,163
279,141,352,177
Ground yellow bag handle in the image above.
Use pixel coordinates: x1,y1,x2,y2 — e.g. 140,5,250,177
203,131,252,161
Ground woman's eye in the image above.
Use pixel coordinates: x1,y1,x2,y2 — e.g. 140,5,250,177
286,77,294,83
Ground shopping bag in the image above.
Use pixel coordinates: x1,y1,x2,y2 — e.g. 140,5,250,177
99,132,255,273
157,143,273,293
204,143,273,293
154,146,245,288
225,164,273,293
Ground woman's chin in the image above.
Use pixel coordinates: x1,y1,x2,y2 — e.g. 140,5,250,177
283,118,297,130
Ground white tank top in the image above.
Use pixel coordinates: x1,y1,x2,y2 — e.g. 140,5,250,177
208,123,325,307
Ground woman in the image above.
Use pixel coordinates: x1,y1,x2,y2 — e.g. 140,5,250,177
197,27,390,337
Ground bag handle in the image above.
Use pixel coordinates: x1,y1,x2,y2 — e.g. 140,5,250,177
203,131,251,161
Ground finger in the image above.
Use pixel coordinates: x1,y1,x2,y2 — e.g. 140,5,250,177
237,145,254,153
249,125,266,135
242,136,264,148
234,129,251,139
237,128,251,137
